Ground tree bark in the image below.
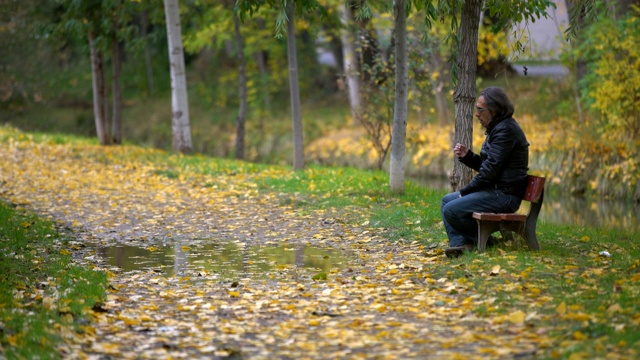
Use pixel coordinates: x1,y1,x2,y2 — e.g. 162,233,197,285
233,12,247,160
111,37,123,144
427,39,451,126
89,32,111,145
340,2,362,126
451,0,482,191
164,0,193,153
286,2,304,170
389,0,407,193
141,11,155,96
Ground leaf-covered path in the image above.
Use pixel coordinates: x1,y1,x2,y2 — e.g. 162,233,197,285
1,134,550,359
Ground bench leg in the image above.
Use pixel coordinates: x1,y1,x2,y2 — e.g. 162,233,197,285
522,222,540,251
476,221,500,253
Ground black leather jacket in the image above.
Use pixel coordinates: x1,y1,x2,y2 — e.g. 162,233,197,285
458,116,529,197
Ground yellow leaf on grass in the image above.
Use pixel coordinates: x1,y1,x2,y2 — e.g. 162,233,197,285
556,302,567,316
568,352,587,360
573,331,588,340
6,335,18,346
490,265,501,275
608,303,622,314
228,291,240,298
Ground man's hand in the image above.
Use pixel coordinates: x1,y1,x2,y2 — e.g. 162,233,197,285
454,143,469,158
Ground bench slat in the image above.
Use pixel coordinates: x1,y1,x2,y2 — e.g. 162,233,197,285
473,212,527,222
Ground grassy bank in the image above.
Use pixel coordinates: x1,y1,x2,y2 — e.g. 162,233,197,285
0,200,107,359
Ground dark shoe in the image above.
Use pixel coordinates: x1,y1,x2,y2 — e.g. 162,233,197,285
445,243,475,258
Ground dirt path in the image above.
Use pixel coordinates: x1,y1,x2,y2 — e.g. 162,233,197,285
0,135,545,359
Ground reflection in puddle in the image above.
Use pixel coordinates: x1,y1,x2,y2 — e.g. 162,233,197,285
96,241,351,279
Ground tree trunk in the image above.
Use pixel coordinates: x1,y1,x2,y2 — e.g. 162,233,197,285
389,0,407,193
111,37,123,144
141,11,155,96
254,19,271,120
164,0,192,153
340,2,362,126
286,2,304,170
255,50,271,116
428,41,451,125
89,32,111,145
233,12,247,160
451,0,482,191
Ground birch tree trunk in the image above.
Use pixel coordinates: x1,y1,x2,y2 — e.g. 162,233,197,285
389,0,408,193
111,38,122,144
164,0,192,153
286,2,304,170
233,12,247,160
340,2,362,126
89,32,111,145
451,0,482,191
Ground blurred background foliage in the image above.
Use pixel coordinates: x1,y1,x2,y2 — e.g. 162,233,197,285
1,0,638,202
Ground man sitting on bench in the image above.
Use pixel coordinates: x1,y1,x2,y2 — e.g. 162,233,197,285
441,86,530,258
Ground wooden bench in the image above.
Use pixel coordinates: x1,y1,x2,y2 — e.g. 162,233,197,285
472,175,546,253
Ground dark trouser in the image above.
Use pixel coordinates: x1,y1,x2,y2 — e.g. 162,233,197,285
441,189,522,247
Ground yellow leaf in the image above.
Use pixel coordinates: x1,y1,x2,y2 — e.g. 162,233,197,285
6,335,18,346
60,249,72,256
148,246,157,252
490,265,501,275
607,303,621,314
181,245,191,251
573,331,588,340
568,352,587,360
508,310,526,325
123,318,140,326
309,319,320,326
556,302,567,316
228,291,240,298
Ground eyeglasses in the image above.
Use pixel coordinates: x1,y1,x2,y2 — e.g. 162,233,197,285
476,107,488,113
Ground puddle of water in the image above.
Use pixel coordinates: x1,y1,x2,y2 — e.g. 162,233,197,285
95,241,351,279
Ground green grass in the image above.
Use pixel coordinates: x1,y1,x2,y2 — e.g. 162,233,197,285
2,128,639,358
0,201,107,359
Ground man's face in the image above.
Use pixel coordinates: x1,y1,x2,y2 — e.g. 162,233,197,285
475,96,492,129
